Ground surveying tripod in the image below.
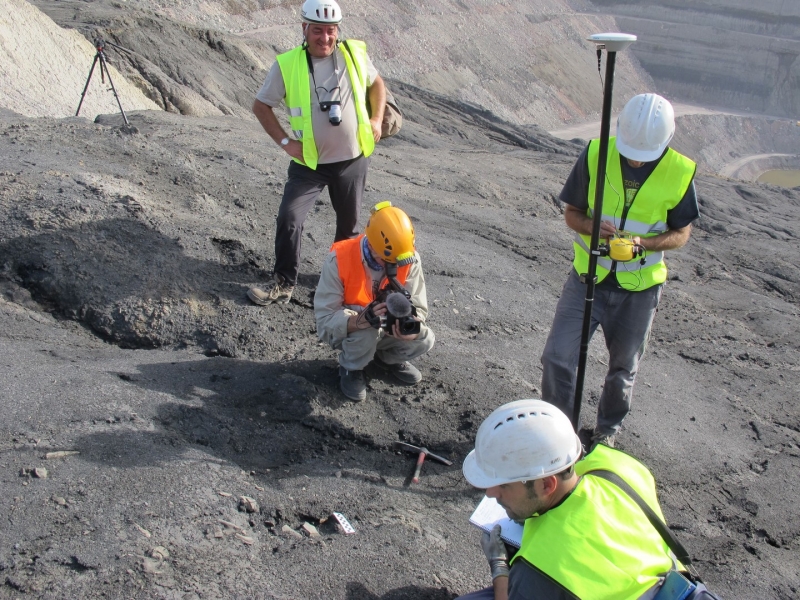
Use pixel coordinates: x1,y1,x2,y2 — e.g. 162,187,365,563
75,38,130,126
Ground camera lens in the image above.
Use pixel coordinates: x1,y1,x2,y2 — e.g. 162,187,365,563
398,317,421,336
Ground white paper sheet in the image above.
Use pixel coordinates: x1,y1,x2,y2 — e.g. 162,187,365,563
468,495,524,548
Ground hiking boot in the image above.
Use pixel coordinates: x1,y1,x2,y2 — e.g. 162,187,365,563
373,355,422,385
591,431,616,450
247,276,294,305
339,367,367,402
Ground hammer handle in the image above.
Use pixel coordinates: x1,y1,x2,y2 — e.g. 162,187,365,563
411,451,427,484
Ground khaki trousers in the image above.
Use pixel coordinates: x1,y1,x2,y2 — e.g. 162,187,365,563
337,324,435,371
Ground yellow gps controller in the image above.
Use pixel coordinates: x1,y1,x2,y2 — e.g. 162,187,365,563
608,233,644,262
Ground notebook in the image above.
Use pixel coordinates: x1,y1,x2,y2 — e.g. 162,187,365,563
468,495,524,548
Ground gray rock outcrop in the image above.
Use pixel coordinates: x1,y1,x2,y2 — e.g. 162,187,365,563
590,0,800,119
0,0,160,119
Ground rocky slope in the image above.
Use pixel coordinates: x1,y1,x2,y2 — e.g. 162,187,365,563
24,0,277,119
29,0,655,130
2,98,799,599
0,0,160,119
671,114,800,178
0,1,799,599
24,0,800,182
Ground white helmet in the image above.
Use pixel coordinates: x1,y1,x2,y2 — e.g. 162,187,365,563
462,400,582,489
301,0,342,24
616,93,675,162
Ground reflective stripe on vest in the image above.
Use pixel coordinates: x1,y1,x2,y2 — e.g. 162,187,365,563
510,445,676,600
331,235,410,306
572,137,696,290
276,41,375,170
573,233,664,273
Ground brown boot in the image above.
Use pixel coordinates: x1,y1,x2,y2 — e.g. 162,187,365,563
247,275,294,305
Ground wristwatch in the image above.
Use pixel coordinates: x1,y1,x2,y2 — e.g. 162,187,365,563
280,137,290,147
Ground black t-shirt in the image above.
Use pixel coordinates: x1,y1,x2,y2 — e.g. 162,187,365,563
508,558,580,599
559,144,699,288
560,145,699,229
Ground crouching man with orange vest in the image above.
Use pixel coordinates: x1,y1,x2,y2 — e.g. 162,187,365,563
314,202,435,401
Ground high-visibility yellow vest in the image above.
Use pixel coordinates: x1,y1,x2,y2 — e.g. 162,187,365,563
276,41,375,170
572,137,696,291
511,445,677,600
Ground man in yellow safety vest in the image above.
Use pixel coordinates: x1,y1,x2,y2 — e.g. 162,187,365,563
248,0,386,306
541,93,699,448
458,399,711,600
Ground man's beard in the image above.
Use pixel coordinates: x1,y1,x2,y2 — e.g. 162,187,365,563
500,503,529,524
503,483,545,523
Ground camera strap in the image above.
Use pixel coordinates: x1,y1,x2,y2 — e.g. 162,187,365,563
362,301,383,329
586,469,693,568
305,47,341,104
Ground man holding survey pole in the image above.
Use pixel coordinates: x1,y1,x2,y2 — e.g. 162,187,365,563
458,399,710,600
540,93,698,449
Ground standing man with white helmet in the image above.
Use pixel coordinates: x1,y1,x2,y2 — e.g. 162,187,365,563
540,93,699,448
459,399,706,599
248,0,387,306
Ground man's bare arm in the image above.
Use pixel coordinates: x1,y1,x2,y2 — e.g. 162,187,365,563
253,99,286,143
253,99,304,162
566,204,692,251
638,224,692,252
366,74,386,142
564,204,616,238
492,575,508,600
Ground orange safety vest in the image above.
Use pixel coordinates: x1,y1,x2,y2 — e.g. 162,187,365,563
331,235,411,306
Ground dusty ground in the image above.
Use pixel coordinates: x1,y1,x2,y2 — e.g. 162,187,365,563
1,1,800,599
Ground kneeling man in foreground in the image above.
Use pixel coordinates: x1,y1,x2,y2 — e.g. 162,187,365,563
459,399,711,600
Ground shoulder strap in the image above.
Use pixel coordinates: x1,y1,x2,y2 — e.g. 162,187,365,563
340,40,364,85
586,469,692,566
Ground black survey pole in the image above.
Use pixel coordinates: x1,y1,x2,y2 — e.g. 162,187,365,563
572,34,635,431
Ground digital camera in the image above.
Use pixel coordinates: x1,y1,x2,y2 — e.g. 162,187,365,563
320,100,342,126
363,264,421,336
375,290,420,336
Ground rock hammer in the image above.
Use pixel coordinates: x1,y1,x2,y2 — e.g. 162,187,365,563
393,441,453,484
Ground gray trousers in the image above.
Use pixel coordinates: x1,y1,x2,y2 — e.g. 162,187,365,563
455,588,493,600
541,269,662,435
274,155,369,285
338,325,435,371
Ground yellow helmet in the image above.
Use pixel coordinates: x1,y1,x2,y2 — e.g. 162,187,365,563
365,201,416,266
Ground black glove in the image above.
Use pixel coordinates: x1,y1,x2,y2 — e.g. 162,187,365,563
361,300,383,329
